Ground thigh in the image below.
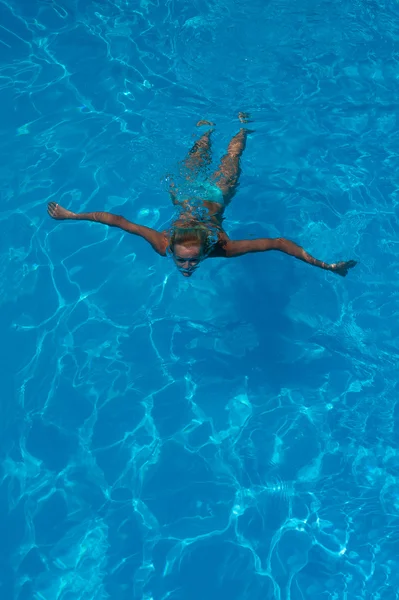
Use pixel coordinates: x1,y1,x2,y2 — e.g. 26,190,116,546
212,156,241,203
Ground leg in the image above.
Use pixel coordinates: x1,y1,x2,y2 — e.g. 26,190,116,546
183,128,213,177
212,127,250,204
169,126,214,206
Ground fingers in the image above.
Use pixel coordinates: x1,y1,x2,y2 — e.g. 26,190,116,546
47,202,59,218
346,260,358,269
340,260,357,274
332,260,357,277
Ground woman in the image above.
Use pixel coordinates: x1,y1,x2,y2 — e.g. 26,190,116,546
47,113,357,278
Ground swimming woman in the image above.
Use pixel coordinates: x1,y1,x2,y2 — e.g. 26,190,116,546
47,113,357,279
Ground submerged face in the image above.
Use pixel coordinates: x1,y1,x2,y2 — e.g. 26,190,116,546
173,244,203,277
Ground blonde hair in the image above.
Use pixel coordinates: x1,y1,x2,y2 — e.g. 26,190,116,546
169,225,213,255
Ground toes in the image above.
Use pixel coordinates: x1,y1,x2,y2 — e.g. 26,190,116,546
196,120,215,127
238,111,252,124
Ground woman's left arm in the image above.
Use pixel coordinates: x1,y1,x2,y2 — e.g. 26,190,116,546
223,237,357,277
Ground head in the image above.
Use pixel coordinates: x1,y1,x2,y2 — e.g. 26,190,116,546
169,226,212,277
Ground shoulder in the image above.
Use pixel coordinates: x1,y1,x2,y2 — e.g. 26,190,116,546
139,226,168,256
209,237,260,258
208,231,229,258
157,230,171,256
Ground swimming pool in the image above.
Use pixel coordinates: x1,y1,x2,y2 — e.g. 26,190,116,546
1,0,398,598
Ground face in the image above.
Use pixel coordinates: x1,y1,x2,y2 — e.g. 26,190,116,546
173,244,203,277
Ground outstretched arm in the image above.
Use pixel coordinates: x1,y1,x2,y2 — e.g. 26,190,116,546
47,202,167,255
223,237,357,277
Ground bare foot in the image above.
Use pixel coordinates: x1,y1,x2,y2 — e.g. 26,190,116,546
238,111,252,124
196,120,215,127
47,201,76,220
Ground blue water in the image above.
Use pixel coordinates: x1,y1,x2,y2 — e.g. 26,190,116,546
1,0,398,598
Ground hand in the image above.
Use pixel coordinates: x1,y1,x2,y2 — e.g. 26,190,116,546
47,202,75,220
330,260,357,277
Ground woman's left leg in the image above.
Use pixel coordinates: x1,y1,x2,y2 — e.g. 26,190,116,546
184,128,213,176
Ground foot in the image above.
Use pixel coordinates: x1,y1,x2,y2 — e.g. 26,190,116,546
329,260,358,277
47,201,75,220
238,111,252,124
196,120,215,127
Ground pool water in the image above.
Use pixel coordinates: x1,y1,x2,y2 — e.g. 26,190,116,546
1,0,398,599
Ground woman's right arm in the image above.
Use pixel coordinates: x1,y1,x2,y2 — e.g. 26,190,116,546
47,202,167,255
